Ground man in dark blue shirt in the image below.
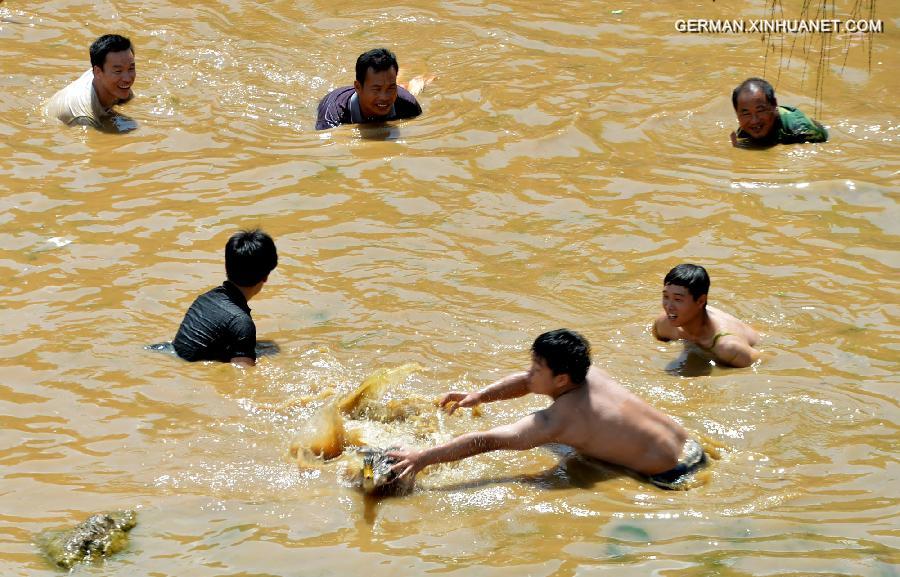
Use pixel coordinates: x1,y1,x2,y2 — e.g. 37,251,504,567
315,48,423,130
173,229,278,366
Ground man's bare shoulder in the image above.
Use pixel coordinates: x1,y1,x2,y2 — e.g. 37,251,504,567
583,366,629,398
652,314,678,341
707,306,759,345
523,404,569,444
585,365,612,384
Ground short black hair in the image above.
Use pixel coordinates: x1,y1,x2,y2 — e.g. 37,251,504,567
225,229,277,287
664,263,710,301
732,77,776,109
531,329,591,385
355,48,398,85
90,34,133,69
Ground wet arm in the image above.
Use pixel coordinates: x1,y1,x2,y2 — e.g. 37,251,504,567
477,371,531,403
440,372,530,414
401,74,436,97
716,340,759,368
392,412,557,477
228,315,257,368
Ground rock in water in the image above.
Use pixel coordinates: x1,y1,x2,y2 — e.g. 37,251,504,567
38,510,137,569
358,446,415,497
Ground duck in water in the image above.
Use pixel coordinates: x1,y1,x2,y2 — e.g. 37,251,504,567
358,446,415,497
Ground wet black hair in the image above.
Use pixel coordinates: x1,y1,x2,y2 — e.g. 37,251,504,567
225,229,278,288
531,329,591,385
664,263,710,301
732,77,776,109
355,48,399,85
89,34,133,69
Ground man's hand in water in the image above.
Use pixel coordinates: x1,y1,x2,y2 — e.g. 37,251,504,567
730,131,739,147
387,447,424,479
439,391,480,414
402,74,436,97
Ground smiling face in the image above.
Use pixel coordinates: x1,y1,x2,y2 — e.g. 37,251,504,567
92,49,135,107
353,66,398,119
661,284,707,327
735,88,777,140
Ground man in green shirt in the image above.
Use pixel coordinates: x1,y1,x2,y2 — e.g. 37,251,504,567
730,77,828,148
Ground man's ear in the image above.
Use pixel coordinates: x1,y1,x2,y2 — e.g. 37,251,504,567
353,80,362,93
553,372,571,390
697,294,707,308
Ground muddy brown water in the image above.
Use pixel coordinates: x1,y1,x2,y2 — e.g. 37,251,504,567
1,0,898,575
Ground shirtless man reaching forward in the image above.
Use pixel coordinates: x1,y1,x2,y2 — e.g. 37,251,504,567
390,329,706,490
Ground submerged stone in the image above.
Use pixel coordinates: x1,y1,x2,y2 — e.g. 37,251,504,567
38,509,137,569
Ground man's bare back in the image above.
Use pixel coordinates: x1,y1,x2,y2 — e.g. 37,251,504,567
541,367,687,474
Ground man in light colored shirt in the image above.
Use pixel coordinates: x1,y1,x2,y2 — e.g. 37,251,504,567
46,34,136,132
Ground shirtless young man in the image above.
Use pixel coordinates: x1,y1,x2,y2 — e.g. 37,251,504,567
653,263,759,368
389,329,706,490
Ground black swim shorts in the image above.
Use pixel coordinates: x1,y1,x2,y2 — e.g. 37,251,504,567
648,438,707,490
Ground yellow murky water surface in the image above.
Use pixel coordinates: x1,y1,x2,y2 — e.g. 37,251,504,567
1,0,898,575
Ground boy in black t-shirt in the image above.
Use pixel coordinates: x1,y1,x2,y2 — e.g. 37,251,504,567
173,229,277,366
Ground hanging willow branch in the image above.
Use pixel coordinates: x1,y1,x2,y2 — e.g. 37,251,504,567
762,0,877,118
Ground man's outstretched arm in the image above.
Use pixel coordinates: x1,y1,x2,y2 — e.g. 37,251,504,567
389,410,559,479
439,371,531,414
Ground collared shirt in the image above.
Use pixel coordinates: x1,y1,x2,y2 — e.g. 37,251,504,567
735,105,828,146
172,281,256,362
315,85,422,130
45,69,135,131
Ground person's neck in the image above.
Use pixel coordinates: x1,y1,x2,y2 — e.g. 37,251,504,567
551,381,580,400
361,106,388,121
226,280,258,303
91,77,117,109
237,284,258,303
679,309,710,340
